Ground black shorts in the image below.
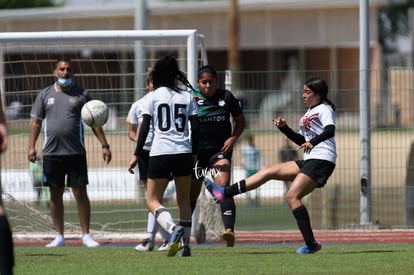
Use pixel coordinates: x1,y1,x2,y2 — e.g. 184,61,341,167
193,148,232,179
137,149,150,181
147,153,193,179
296,159,335,188
43,155,88,188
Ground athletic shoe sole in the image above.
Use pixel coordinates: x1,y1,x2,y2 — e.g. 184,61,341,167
203,177,225,203
296,242,322,254
167,226,184,257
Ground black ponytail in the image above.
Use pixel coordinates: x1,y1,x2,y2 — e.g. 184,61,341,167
305,76,336,111
152,55,194,91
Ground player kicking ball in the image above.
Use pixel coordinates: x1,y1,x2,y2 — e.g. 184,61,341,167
204,77,336,254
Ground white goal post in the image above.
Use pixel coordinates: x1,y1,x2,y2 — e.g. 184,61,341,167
0,29,203,104
0,29,224,242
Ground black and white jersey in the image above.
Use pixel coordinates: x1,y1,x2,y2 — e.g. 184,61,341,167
142,87,198,156
300,102,336,164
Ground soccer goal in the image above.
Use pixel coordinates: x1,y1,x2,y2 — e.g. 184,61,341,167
0,29,221,243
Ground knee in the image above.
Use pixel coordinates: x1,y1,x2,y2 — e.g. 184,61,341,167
72,188,88,200
49,187,64,200
285,190,296,207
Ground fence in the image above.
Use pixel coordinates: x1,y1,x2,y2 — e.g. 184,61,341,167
2,67,414,233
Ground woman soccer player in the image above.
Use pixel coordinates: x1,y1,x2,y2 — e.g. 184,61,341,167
204,76,336,254
128,55,198,257
126,71,170,252
190,64,245,247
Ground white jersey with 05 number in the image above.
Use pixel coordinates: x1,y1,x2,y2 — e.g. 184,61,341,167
141,87,198,157
299,102,336,164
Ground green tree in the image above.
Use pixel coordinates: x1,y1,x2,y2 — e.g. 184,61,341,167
0,0,62,9
379,1,414,54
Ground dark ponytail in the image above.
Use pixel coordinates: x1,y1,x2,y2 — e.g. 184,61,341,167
305,77,336,111
152,55,194,91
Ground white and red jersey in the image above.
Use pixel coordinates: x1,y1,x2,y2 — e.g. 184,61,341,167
299,102,336,164
141,87,198,156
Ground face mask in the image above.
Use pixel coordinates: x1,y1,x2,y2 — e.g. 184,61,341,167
57,77,73,88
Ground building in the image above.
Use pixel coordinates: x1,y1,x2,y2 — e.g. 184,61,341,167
0,0,395,125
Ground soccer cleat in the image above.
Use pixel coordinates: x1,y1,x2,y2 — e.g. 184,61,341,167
158,240,169,251
134,238,154,252
203,177,225,203
82,234,100,247
180,246,191,257
46,235,65,247
223,228,235,247
167,226,184,257
296,241,322,254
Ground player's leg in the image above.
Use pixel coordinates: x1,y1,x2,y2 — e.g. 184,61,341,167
43,155,66,247
68,155,99,247
171,154,193,256
71,186,98,246
290,160,335,254
147,177,179,256
190,178,203,214
156,223,170,251
287,174,320,254
48,186,65,241
145,154,174,233
173,174,192,256
204,161,299,202
135,150,156,251
211,157,237,247
190,150,209,213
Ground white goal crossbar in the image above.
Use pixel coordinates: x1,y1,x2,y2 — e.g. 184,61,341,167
0,29,200,87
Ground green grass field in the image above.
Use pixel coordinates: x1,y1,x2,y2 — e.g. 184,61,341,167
13,244,414,274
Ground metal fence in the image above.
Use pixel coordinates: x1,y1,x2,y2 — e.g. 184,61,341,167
3,68,414,231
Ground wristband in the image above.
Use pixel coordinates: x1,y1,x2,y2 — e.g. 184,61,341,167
102,144,110,149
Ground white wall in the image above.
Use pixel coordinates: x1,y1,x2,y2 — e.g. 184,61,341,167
1,167,284,201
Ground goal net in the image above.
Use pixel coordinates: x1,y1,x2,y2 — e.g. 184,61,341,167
0,30,221,243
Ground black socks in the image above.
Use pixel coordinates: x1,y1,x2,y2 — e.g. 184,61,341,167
220,197,236,231
0,215,14,275
292,205,316,249
225,179,247,197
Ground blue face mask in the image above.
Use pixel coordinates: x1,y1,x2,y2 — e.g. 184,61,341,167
57,77,73,88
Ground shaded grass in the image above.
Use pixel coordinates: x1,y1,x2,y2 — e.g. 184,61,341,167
14,244,414,274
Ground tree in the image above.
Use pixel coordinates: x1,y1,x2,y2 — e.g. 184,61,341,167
379,1,414,54
0,0,62,9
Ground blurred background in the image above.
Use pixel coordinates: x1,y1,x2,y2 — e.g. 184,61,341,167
1,0,414,240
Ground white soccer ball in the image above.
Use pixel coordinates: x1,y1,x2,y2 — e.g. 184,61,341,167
81,100,109,128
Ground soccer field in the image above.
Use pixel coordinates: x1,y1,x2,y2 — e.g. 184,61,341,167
13,243,414,274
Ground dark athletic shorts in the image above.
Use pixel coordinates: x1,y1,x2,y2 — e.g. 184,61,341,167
295,159,335,188
137,149,150,180
147,153,192,179
138,150,173,181
193,148,232,179
43,155,88,188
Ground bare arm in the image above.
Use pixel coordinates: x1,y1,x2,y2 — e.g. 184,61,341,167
28,118,41,162
0,102,8,154
128,123,138,142
221,112,245,153
92,127,112,164
0,100,7,213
